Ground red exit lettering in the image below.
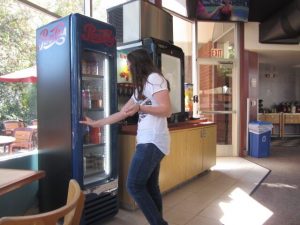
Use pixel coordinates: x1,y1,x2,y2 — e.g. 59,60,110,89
211,48,223,58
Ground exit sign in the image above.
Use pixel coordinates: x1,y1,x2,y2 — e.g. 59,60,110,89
211,48,223,58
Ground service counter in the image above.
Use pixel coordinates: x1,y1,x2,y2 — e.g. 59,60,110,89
258,113,300,137
118,120,217,210
258,113,281,137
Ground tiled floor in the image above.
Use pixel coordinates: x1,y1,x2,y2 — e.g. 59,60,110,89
102,157,271,225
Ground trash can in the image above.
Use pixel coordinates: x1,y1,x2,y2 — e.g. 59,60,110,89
248,121,273,158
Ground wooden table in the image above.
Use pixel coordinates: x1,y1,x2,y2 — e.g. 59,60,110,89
0,135,16,153
0,169,45,196
258,113,300,137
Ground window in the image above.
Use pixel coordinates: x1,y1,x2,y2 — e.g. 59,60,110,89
28,0,84,16
162,0,187,17
92,0,129,22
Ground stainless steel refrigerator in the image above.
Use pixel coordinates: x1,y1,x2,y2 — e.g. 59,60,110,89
36,13,118,225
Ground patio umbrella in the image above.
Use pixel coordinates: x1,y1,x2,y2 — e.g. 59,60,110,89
0,66,37,83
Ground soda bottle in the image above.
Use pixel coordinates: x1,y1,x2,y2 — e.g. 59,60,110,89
86,88,92,109
81,60,87,75
84,125,90,144
82,90,87,109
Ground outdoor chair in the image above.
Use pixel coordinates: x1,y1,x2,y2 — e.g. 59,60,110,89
3,120,24,136
28,119,38,147
0,179,85,225
9,127,34,153
31,119,38,125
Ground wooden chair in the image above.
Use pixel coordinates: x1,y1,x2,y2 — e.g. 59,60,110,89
29,119,38,148
9,127,34,153
3,120,24,136
0,179,85,225
31,119,38,126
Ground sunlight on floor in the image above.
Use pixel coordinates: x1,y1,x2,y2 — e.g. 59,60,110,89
211,160,251,171
260,182,298,189
219,187,273,225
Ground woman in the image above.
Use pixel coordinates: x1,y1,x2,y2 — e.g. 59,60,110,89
220,0,232,20
80,49,171,225
197,0,222,20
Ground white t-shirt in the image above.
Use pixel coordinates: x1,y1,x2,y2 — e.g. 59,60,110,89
131,72,170,155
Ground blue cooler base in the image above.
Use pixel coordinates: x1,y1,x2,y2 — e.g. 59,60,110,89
249,131,271,158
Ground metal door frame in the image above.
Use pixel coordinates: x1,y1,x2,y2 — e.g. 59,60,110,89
193,22,240,157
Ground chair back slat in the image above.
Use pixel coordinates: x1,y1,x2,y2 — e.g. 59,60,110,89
9,128,35,153
14,131,32,142
3,120,24,135
0,179,84,225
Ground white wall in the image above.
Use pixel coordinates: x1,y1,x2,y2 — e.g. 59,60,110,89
246,22,300,109
259,66,296,108
296,69,300,100
173,17,192,55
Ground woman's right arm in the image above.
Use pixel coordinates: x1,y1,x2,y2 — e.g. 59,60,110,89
80,98,138,127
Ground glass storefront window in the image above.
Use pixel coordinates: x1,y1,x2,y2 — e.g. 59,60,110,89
212,23,235,59
0,0,56,158
92,0,129,22
198,22,235,60
27,0,84,16
162,0,187,17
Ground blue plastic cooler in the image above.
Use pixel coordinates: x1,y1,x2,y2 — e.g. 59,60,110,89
248,121,272,158
249,130,271,157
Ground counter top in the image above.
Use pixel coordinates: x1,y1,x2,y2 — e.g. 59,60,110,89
258,113,300,115
119,120,215,135
0,169,45,196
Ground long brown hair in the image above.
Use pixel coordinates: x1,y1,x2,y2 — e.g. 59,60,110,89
127,49,169,100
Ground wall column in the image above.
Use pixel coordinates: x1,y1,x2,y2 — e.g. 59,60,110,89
192,20,199,117
148,0,162,7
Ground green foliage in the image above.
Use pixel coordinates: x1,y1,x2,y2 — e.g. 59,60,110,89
0,0,81,124
0,0,103,125
54,0,84,16
0,1,37,124
0,82,37,124
0,0,35,74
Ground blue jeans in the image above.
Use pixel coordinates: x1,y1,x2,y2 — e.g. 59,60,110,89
126,143,168,225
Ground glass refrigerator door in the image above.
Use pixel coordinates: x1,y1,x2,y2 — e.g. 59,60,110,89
81,50,111,186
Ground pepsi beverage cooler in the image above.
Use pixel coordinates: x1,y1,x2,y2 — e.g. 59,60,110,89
116,38,185,124
36,14,118,224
